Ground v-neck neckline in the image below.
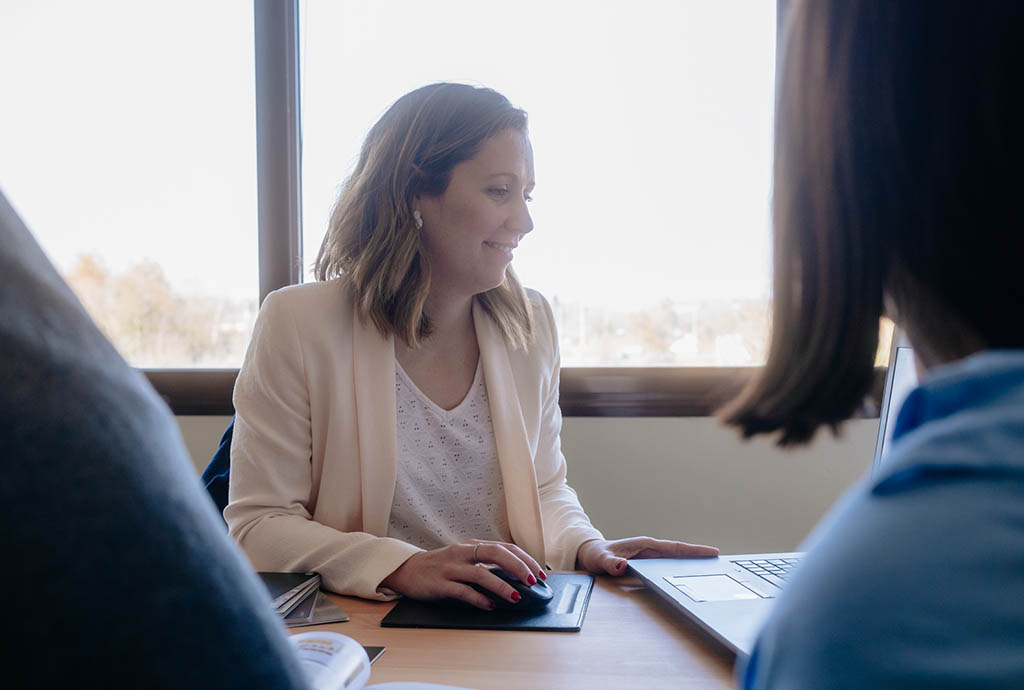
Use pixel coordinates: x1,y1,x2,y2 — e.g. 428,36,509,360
394,357,483,417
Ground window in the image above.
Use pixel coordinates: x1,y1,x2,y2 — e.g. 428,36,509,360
299,0,776,366
2,1,888,416
0,1,259,367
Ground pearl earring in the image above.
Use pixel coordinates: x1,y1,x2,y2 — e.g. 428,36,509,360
413,210,423,230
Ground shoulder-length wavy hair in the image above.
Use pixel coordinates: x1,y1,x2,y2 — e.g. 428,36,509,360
314,82,534,349
721,0,1024,445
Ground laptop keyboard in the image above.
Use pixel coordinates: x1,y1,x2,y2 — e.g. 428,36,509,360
732,558,802,588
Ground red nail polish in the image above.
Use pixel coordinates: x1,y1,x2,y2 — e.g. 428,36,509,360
538,570,547,580
511,591,521,602
527,574,537,585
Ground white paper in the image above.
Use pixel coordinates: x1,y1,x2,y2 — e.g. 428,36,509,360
367,684,478,690
290,632,371,690
289,631,478,690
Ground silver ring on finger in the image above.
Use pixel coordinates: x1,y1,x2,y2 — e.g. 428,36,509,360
472,543,481,564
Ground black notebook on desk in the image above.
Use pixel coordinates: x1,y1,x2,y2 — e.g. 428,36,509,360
381,572,594,632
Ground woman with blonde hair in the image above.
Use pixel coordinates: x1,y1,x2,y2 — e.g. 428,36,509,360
226,83,716,609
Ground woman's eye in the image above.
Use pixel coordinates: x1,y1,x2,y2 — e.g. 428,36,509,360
488,186,509,198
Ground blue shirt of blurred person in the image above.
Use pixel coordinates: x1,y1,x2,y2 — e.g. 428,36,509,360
740,350,1024,689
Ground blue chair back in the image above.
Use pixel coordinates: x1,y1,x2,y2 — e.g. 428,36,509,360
201,418,234,524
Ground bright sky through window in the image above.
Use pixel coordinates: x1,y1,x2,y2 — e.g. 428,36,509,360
0,1,775,367
0,1,259,366
300,0,776,365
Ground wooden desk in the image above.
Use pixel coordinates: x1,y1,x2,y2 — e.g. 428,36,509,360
302,575,736,689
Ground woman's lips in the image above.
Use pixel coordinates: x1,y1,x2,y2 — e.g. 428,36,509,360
483,240,517,259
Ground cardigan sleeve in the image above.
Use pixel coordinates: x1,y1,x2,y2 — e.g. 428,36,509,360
530,293,605,570
225,289,420,600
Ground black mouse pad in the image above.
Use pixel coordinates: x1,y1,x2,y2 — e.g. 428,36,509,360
380,572,595,632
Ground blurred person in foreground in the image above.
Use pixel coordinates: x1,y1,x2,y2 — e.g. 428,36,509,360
722,1,1024,687
0,187,308,688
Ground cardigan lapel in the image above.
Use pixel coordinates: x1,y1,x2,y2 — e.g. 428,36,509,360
473,301,547,565
351,313,398,537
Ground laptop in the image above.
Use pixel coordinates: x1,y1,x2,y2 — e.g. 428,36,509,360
629,335,917,656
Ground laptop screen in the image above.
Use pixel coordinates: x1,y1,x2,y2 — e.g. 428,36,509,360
871,342,918,474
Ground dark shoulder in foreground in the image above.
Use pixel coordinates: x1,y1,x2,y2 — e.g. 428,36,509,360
0,192,307,689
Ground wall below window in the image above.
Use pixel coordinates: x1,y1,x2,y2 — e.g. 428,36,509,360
176,416,875,554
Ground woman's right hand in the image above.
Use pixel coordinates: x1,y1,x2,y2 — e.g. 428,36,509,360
379,539,547,610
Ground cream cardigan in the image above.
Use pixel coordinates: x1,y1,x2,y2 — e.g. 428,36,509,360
225,280,603,600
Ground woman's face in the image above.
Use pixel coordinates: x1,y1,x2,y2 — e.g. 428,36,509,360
417,128,535,299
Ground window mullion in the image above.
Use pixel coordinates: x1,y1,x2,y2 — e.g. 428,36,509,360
254,0,303,303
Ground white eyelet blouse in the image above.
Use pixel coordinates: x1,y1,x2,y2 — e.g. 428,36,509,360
387,359,512,550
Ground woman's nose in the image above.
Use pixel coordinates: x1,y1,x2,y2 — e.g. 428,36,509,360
514,199,534,235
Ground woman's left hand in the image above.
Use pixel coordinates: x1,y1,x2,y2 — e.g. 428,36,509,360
575,537,719,576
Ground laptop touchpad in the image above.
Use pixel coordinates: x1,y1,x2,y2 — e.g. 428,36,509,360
666,575,763,602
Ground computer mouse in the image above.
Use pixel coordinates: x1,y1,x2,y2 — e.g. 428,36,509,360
470,567,554,612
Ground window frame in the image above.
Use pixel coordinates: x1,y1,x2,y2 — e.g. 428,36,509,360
143,0,884,419
147,366,886,417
